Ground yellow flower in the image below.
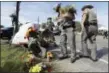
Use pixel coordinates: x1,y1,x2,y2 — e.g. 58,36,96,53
29,64,42,73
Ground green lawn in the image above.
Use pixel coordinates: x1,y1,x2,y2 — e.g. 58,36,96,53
1,42,59,72
1,43,27,72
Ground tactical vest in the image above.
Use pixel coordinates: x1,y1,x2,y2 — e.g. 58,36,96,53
88,9,97,23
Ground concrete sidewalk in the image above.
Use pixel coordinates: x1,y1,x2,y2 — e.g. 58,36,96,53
50,34,108,72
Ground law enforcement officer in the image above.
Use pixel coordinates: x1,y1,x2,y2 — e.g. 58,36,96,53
54,4,77,63
46,17,55,32
39,23,50,48
40,23,56,48
79,5,98,61
46,17,55,43
27,24,46,58
103,31,108,39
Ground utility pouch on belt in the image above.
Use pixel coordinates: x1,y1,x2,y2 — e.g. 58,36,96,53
63,20,75,29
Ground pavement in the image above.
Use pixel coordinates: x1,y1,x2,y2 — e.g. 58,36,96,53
50,33,108,72
1,32,108,72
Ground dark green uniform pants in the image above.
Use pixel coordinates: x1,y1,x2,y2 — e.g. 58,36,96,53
28,37,46,57
81,24,98,60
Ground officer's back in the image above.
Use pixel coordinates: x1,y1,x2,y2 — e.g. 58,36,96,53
88,9,97,24
80,5,98,62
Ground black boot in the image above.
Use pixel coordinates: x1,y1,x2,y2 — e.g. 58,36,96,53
70,57,76,63
90,57,98,62
58,54,69,60
70,54,77,63
78,52,90,58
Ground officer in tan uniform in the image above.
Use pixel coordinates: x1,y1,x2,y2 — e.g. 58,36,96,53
54,4,77,63
79,5,98,61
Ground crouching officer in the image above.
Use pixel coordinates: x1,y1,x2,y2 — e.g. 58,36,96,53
26,24,46,58
80,5,98,61
54,4,77,63
46,17,56,44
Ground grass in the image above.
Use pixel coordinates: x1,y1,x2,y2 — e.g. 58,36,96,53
1,43,27,72
1,41,59,72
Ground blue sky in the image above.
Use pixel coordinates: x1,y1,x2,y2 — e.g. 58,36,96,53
1,2,108,28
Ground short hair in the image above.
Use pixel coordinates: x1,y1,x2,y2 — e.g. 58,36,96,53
47,17,52,20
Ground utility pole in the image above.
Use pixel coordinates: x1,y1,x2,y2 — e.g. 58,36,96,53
15,1,21,33
37,16,39,24
10,1,21,36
